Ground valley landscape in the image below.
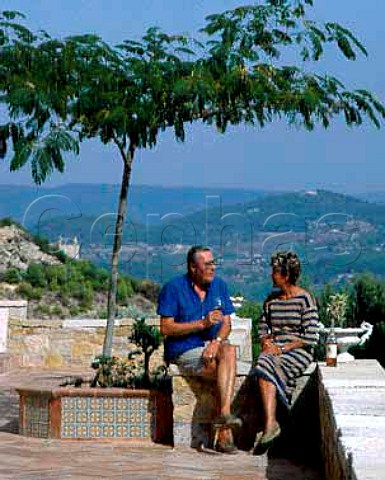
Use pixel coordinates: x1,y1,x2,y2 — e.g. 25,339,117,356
2,184,385,301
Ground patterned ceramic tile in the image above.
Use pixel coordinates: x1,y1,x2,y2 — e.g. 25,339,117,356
60,395,152,439
116,398,126,409
90,411,101,423
102,411,114,423
115,411,129,423
75,425,88,438
90,397,102,410
102,424,115,437
75,398,88,410
88,424,102,437
115,424,128,437
75,411,88,423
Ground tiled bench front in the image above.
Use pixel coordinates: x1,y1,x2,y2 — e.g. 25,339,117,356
17,386,172,443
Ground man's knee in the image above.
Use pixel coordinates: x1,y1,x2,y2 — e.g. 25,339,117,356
219,343,236,362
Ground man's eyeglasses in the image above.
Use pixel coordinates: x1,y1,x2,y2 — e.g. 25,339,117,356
204,259,219,267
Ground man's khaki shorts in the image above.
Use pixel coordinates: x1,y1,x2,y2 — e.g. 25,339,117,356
173,345,207,374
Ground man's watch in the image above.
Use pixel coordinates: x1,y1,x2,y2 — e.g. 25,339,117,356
215,336,223,343
280,345,286,353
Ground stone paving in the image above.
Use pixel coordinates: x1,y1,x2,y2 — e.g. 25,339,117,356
0,368,322,479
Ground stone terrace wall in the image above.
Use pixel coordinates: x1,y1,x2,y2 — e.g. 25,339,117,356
6,315,252,370
0,300,28,322
317,360,385,480
7,317,164,369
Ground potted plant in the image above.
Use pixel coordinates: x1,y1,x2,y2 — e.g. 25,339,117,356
17,318,172,443
323,293,371,362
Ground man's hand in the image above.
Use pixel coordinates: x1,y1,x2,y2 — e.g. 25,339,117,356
202,310,224,329
202,339,221,365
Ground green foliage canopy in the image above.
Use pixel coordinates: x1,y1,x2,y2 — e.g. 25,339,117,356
1,2,384,355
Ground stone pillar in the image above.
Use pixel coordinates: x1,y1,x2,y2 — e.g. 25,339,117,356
0,300,28,353
228,316,252,363
0,307,9,353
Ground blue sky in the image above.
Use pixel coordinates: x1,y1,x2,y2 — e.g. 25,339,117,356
1,0,384,193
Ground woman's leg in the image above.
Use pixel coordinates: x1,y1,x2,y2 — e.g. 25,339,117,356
258,376,278,432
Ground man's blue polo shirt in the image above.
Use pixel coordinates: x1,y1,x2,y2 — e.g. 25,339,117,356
157,274,234,362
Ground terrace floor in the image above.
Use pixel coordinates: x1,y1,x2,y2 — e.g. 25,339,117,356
0,368,322,480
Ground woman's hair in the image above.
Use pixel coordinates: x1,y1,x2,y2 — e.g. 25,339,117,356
270,251,301,285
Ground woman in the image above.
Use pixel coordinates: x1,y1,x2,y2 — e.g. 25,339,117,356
253,251,319,452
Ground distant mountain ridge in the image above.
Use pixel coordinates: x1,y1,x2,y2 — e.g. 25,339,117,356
1,183,270,227
3,184,385,300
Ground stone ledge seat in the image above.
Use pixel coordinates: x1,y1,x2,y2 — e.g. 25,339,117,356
168,359,317,449
166,315,316,449
166,316,254,448
169,359,253,448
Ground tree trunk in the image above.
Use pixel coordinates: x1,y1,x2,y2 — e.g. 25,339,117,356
103,148,134,357
143,351,150,388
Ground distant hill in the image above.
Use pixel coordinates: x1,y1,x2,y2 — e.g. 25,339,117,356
3,185,385,300
0,183,269,228
356,191,385,205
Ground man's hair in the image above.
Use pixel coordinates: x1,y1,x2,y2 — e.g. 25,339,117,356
186,245,211,273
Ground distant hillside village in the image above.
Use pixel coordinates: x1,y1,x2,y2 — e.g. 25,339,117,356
57,236,80,260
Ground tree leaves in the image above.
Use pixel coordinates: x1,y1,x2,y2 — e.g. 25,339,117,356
0,2,384,179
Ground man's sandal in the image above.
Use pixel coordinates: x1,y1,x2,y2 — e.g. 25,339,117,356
213,414,242,429
215,438,238,454
213,425,238,454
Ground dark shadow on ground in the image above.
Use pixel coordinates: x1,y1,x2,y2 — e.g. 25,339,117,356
266,369,325,480
231,367,324,479
0,390,19,434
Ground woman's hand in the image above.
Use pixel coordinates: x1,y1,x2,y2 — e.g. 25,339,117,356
261,335,273,351
263,342,282,355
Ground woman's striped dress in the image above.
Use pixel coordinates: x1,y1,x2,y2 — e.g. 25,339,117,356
253,291,319,407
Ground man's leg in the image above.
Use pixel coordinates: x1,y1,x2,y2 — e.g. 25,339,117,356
200,343,237,416
200,343,238,451
216,343,237,416
176,345,238,452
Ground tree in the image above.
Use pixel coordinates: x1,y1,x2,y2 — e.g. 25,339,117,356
351,274,385,325
318,282,335,326
1,1,385,357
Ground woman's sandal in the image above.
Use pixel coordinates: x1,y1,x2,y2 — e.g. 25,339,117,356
252,423,281,455
259,422,281,445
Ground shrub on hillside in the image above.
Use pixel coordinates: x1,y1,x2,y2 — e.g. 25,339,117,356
136,280,160,303
2,267,23,284
17,282,43,300
24,264,47,288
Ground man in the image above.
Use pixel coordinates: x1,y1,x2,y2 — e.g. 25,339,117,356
157,245,240,453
